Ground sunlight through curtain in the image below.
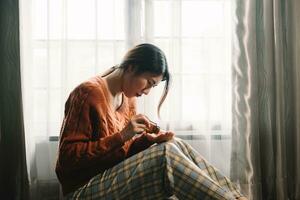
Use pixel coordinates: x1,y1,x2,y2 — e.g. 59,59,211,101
20,0,233,199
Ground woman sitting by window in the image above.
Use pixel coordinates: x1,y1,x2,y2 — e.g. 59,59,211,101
55,43,247,200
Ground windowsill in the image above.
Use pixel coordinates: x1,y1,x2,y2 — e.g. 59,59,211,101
49,134,231,142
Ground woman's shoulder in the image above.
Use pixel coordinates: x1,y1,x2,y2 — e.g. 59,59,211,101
68,76,107,104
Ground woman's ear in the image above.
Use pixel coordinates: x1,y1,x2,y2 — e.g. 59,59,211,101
127,64,134,73
122,65,135,79
126,64,138,76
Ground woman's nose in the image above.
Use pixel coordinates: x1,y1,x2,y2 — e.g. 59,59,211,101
142,87,151,95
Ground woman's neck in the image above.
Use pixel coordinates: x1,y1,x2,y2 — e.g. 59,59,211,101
103,68,123,97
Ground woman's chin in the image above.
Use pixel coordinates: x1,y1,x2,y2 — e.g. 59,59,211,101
123,92,135,98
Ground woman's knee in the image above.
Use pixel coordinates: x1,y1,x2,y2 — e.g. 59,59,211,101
155,140,185,160
142,140,190,172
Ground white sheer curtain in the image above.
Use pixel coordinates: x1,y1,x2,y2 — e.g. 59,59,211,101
20,0,233,199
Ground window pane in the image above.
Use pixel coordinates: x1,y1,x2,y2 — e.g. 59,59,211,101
163,74,183,120
33,89,48,136
66,41,96,90
181,38,228,74
154,0,171,37
208,76,230,129
67,0,96,39
33,0,47,39
97,0,125,40
154,38,181,74
49,0,63,39
49,41,62,88
33,48,48,88
48,89,62,135
97,41,126,69
181,75,231,134
182,0,224,37
182,75,208,123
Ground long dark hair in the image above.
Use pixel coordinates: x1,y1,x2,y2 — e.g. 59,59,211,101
119,43,171,118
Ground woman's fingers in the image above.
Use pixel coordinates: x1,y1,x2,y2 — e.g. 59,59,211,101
161,132,174,141
135,114,151,128
146,131,174,143
166,132,174,139
135,124,148,134
166,131,175,135
120,115,150,141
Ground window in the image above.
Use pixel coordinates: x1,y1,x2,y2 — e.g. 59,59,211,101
144,0,232,136
22,0,232,138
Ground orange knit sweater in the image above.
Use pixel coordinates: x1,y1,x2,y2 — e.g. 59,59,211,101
55,76,154,195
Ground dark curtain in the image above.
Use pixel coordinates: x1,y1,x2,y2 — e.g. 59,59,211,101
0,0,29,199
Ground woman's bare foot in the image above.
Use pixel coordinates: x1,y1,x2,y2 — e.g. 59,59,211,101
237,197,248,200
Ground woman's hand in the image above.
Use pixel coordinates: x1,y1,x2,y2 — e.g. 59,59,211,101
145,130,174,143
120,114,151,142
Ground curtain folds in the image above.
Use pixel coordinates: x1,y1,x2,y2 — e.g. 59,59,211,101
0,0,29,199
231,0,300,199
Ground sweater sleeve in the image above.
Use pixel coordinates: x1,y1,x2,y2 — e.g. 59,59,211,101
57,84,125,171
126,133,155,157
123,97,156,157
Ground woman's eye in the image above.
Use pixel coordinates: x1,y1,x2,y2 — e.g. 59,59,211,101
147,79,156,88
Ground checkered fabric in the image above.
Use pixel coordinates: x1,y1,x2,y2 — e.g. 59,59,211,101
65,137,243,200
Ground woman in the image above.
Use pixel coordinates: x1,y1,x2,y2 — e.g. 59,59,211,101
56,43,247,200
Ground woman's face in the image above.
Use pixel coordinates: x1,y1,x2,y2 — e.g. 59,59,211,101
122,67,163,98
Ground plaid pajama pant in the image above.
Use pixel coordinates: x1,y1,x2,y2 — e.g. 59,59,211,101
65,137,243,200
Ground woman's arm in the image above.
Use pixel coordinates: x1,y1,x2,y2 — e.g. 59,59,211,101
126,133,155,157
126,130,174,157
57,84,125,171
